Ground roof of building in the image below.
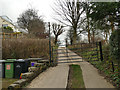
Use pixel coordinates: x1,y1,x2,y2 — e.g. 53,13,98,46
0,15,28,33
0,15,14,25
14,23,28,33
19,28,28,33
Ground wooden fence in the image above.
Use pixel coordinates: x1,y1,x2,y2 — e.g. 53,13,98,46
0,33,24,40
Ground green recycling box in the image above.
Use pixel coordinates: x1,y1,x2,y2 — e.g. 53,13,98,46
5,59,16,78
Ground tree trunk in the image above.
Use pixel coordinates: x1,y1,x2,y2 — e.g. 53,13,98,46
105,32,108,43
87,17,90,43
55,35,58,45
111,21,114,33
73,27,77,44
70,37,73,45
92,30,95,43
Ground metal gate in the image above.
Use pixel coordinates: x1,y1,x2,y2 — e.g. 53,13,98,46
51,42,102,64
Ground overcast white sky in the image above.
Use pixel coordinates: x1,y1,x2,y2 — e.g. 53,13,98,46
0,0,116,22
0,0,57,22
0,0,116,44
0,0,67,43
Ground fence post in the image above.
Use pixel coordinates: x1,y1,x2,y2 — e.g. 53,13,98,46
52,46,53,63
111,61,114,72
16,34,18,38
10,33,12,39
118,61,120,80
3,33,5,40
96,42,99,61
99,42,103,61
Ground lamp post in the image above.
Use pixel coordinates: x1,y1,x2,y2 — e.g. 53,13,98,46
48,22,51,63
44,22,52,64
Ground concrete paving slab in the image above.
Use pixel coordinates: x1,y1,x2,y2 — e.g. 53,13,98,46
26,47,69,88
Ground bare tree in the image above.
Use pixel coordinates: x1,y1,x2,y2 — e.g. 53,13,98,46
67,27,73,45
17,8,46,38
52,23,64,45
53,0,85,44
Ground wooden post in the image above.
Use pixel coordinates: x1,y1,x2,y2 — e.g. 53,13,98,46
99,42,103,61
22,33,23,38
16,33,18,38
10,33,12,39
3,33,5,40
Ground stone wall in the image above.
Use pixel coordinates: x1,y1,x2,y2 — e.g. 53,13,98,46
8,61,50,89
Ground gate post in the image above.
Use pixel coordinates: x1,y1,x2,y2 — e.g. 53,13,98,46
111,61,114,72
99,42,103,61
96,42,99,61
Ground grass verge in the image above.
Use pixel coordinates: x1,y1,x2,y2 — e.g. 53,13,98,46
67,64,85,88
68,44,120,88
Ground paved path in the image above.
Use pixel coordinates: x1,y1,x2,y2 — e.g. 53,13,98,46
68,49,114,88
26,47,114,88
26,47,69,88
